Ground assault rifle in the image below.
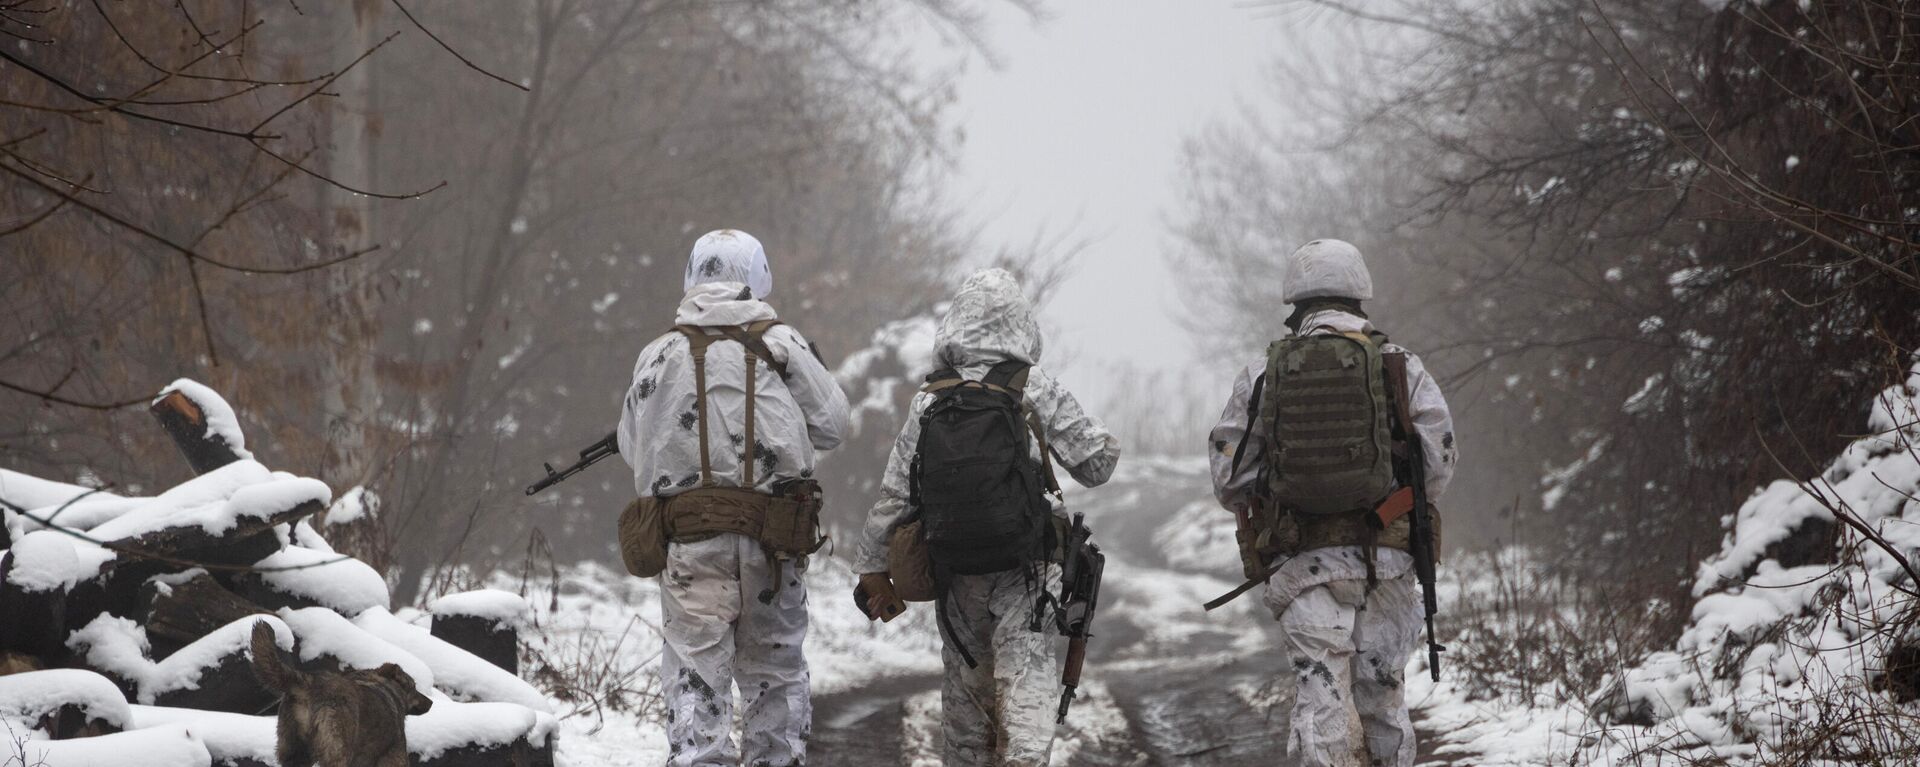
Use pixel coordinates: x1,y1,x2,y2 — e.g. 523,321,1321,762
1384,354,1445,682
525,432,619,495
1049,513,1104,723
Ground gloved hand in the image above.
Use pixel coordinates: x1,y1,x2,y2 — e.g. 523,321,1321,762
855,572,906,623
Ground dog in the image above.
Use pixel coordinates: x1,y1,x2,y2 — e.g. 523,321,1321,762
249,621,433,767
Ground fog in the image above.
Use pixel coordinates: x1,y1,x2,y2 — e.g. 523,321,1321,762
4,1,1917,762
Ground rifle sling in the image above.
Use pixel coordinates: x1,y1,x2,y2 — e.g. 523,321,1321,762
1203,556,1288,612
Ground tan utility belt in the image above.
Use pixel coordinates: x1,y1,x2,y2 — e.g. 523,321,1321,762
663,482,825,556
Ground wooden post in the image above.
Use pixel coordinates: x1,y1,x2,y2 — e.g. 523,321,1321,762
150,390,244,475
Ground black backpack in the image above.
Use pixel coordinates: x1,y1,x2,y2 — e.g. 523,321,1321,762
910,360,1061,577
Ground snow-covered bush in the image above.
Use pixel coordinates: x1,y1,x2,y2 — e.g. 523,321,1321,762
1416,361,1920,765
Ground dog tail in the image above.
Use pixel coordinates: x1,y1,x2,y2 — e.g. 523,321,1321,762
249,620,299,692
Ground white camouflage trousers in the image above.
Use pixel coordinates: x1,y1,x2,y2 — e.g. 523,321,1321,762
939,566,1062,767
1275,571,1421,767
659,533,810,766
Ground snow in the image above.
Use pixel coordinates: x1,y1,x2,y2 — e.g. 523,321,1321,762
50,459,327,552
835,314,941,433
430,589,531,631
275,606,437,697
128,705,277,766
0,469,142,537
354,607,552,713
251,544,388,614
0,469,115,512
324,484,374,527
405,700,558,761
155,378,255,461
288,519,335,552
1153,498,1239,576
4,529,115,592
67,615,292,704
0,669,132,734
9,724,212,767
1410,361,1920,765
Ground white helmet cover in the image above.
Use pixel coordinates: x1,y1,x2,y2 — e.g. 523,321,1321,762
684,229,774,299
1282,238,1373,303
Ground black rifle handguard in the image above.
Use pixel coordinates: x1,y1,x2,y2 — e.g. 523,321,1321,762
526,432,620,495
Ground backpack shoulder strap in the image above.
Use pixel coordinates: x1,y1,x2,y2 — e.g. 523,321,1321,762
716,320,790,379
985,361,1060,495
673,326,719,486
922,368,964,395
1229,371,1267,479
982,359,1032,391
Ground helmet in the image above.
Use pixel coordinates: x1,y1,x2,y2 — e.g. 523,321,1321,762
1282,239,1373,303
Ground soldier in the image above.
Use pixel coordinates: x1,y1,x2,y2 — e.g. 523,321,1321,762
853,268,1121,766
1208,239,1457,767
618,229,850,766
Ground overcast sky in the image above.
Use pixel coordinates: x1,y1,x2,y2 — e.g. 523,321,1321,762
927,0,1275,405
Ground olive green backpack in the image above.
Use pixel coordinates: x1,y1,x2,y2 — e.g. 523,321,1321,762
1258,329,1395,516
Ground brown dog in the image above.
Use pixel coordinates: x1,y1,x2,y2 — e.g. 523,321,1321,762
249,621,433,767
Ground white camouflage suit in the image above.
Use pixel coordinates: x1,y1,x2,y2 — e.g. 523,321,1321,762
1209,241,1457,767
857,268,1121,767
619,230,851,767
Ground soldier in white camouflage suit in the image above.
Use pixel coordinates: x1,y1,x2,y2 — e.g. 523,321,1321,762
855,268,1121,766
618,230,850,767
1209,240,1457,767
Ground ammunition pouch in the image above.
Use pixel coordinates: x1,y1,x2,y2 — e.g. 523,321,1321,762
888,519,936,602
888,512,1068,603
618,497,669,578
1235,502,1298,582
664,481,825,557
1285,502,1443,557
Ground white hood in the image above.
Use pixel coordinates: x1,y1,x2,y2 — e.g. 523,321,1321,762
934,268,1042,370
675,282,778,327
684,229,774,299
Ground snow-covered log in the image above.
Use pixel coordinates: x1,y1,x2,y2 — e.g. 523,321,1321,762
150,380,253,475
232,544,388,614
408,700,558,767
9,722,214,767
276,606,437,697
93,466,330,578
430,590,529,675
0,668,130,739
356,608,552,713
0,532,115,657
68,615,293,714
129,705,278,767
136,572,268,660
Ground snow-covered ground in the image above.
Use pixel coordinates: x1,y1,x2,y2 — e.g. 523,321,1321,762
499,452,1267,765
1407,362,1920,765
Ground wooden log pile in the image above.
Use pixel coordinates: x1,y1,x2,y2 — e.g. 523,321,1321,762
0,380,555,767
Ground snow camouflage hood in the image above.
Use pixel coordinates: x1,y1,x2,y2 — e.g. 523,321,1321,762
683,229,774,299
934,268,1042,370
674,281,778,328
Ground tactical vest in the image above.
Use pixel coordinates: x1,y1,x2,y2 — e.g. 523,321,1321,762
659,321,824,558
1235,327,1412,580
